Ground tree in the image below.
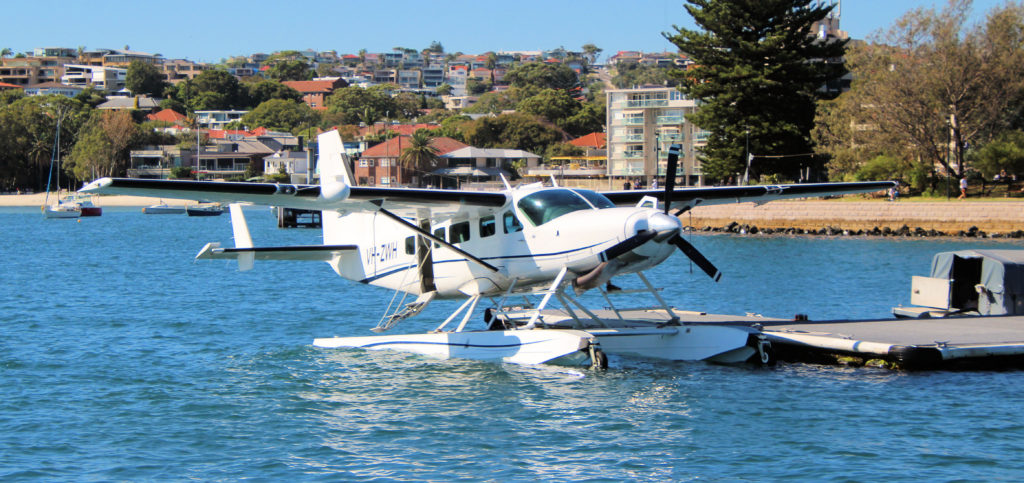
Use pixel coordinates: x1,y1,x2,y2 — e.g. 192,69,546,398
463,113,564,154
245,79,302,107
67,110,140,179
326,86,395,124
265,59,313,81
399,130,440,185
0,48,11,59
436,84,453,96
666,0,847,182
582,43,603,66
241,99,315,132
179,70,248,110
971,130,1024,179
505,62,579,91
819,0,1024,181
126,60,167,97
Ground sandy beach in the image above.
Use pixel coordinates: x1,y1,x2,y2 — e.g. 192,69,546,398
0,192,190,207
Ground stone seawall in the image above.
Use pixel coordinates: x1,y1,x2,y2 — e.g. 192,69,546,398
684,200,1024,234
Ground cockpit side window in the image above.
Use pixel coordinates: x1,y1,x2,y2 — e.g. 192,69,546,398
502,211,522,233
517,189,594,226
573,189,616,209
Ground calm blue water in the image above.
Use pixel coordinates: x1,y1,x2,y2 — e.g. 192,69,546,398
4,206,1024,481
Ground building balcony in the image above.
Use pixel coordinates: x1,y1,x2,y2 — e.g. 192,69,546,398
656,115,684,124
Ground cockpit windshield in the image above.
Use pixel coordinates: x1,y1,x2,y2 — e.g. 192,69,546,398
517,188,610,226
572,189,616,209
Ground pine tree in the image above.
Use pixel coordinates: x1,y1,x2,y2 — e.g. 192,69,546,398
666,0,846,183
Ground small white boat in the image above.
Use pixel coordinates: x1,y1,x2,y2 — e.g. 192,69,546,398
63,193,102,216
43,200,81,219
143,201,185,215
186,202,224,216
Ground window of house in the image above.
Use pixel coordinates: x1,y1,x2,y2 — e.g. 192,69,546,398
450,221,470,244
359,159,368,167
380,176,390,185
479,215,496,238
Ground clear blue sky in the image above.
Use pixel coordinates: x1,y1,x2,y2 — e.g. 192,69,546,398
3,0,1009,63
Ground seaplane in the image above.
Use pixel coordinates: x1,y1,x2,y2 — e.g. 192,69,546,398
82,130,892,369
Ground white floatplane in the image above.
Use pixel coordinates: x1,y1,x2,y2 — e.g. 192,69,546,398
82,130,892,368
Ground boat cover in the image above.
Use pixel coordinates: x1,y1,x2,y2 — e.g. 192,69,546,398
930,250,1024,315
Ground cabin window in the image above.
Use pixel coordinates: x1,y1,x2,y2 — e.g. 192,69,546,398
479,215,496,238
405,236,415,255
517,189,594,226
503,211,522,233
433,227,445,248
450,221,470,243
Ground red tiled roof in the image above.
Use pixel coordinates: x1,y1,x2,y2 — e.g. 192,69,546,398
360,135,468,158
0,81,22,89
208,127,269,139
282,79,342,94
568,132,607,149
146,108,188,124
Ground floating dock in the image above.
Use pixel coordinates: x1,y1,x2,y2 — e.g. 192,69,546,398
517,308,1024,370
759,316,1024,370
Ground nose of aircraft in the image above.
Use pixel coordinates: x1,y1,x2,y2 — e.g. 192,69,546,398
647,211,682,239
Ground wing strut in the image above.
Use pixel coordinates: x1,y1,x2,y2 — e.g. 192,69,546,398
374,207,500,272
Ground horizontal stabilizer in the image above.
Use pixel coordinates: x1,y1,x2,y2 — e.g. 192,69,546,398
196,243,358,262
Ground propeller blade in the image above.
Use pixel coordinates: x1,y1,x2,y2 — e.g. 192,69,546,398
601,229,657,262
664,144,680,214
670,234,722,282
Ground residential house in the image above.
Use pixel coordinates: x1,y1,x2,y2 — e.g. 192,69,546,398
0,81,23,91
526,132,607,179
195,110,248,130
97,95,161,111
437,146,540,188
196,138,274,179
397,70,421,89
264,150,312,183
355,135,468,187
61,64,127,92
23,82,83,97
0,54,73,86
282,77,347,110
162,59,207,83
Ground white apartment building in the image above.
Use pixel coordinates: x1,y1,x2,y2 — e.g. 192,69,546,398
60,64,127,92
195,110,248,130
606,86,709,185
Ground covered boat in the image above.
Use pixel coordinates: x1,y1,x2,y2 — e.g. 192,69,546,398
894,249,1024,318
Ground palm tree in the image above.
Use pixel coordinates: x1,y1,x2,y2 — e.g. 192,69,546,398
0,48,11,59
399,130,440,187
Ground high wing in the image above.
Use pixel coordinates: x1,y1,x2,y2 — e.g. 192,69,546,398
81,130,509,221
602,181,894,213
81,177,509,218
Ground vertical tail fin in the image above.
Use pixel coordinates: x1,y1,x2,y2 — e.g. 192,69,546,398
228,203,255,271
317,130,352,202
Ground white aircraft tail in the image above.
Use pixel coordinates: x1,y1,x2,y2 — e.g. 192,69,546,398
229,203,255,271
317,130,352,202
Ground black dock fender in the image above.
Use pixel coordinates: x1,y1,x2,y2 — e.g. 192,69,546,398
889,345,944,370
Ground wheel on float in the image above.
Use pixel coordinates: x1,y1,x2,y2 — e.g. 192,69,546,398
590,346,609,370
757,341,777,366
